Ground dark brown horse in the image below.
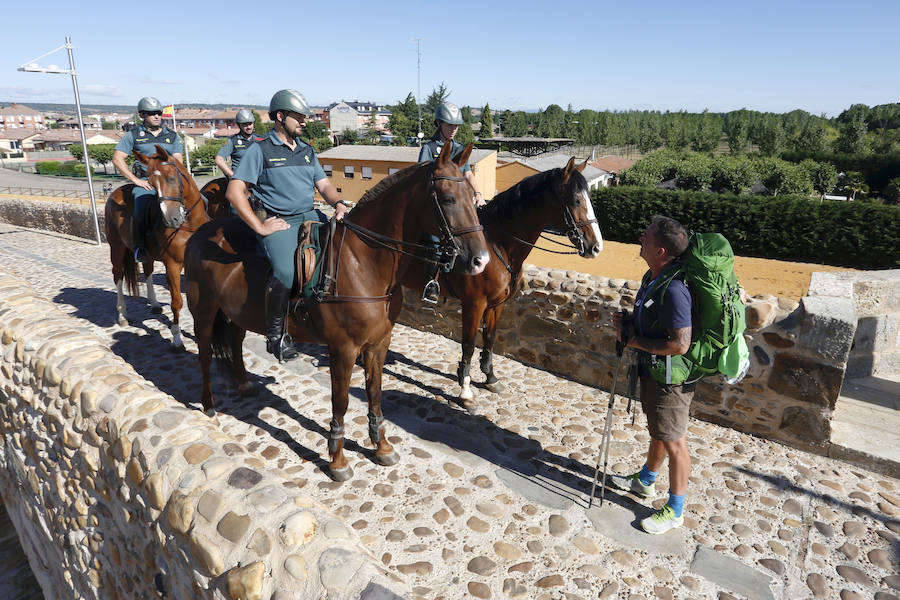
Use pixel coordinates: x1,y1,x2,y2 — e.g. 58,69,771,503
104,145,209,349
183,142,490,480
198,176,232,220
402,157,603,402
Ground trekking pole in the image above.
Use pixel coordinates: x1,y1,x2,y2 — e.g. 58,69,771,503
588,321,629,509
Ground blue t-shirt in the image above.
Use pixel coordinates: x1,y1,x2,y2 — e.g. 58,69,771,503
417,135,471,173
115,125,183,177
634,267,692,340
216,132,264,172
233,131,326,217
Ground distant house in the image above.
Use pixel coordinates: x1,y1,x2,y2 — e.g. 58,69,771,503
317,145,497,204
0,129,40,159
324,100,391,134
31,129,125,151
495,154,611,195
0,104,45,130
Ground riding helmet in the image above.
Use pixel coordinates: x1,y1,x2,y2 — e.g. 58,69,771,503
137,97,163,113
434,102,463,125
268,89,312,118
235,109,254,124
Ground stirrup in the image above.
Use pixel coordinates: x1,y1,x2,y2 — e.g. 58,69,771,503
134,247,148,263
422,280,440,304
266,333,298,362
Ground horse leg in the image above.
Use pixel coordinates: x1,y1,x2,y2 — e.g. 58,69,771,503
143,262,163,314
193,308,216,415
162,259,184,350
458,300,486,403
228,324,255,397
114,278,128,326
480,305,505,393
361,336,399,466
326,347,355,482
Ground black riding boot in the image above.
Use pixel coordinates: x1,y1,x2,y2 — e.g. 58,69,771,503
265,276,298,362
132,218,147,262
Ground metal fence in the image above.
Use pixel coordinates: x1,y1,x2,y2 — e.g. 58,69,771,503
0,186,108,206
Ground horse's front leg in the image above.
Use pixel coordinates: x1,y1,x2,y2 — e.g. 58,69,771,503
162,258,184,350
480,305,505,393
458,300,486,403
143,261,163,314
362,334,399,466
115,278,129,326
327,347,355,482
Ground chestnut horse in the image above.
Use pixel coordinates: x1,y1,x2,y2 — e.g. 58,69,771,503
402,157,603,402
183,142,490,480
198,176,232,220
104,145,208,349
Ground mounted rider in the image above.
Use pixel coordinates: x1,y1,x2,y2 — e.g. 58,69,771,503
417,101,485,302
112,96,184,262
226,89,348,362
215,109,265,178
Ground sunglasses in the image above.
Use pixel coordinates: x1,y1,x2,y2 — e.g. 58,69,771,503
144,111,163,116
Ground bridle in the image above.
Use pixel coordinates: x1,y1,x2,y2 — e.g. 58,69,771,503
150,160,201,229
509,177,597,256
340,171,483,272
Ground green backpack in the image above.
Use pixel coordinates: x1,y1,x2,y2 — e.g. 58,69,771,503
643,232,750,386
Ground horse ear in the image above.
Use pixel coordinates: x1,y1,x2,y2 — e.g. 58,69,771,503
436,138,453,165
155,144,169,159
134,149,150,165
563,156,576,181
454,143,474,169
576,159,588,173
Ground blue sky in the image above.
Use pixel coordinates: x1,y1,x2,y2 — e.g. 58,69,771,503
1,0,898,116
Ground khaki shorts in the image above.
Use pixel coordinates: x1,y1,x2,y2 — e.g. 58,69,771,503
640,377,695,442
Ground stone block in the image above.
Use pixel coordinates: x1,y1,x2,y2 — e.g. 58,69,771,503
768,353,844,410
778,405,829,445
852,314,900,354
799,296,856,363
746,302,776,330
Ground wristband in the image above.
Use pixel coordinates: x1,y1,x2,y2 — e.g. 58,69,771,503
335,200,348,208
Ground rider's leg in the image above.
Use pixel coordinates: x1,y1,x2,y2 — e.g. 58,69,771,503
422,233,441,303
259,224,300,362
132,186,155,262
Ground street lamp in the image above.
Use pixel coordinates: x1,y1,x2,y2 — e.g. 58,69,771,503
18,36,101,246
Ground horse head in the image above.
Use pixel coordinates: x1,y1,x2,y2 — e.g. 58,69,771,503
133,145,206,229
427,141,490,275
554,157,603,258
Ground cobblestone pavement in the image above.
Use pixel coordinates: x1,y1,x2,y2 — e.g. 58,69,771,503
1,222,898,600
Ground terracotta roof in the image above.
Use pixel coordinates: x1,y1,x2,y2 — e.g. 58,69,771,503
589,156,636,173
0,129,40,141
34,129,125,143
0,103,42,116
319,145,494,165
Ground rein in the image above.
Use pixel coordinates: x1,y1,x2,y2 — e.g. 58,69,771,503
155,160,204,232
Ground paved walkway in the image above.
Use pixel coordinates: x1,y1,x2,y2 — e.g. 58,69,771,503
0,222,898,600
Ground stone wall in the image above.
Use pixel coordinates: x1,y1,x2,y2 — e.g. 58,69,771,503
808,270,900,377
0,268,407,600
397,266,897,452
0,197,105,242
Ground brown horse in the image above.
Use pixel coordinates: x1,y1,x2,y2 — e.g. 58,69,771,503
198,176,232,220
183,142,490,480
104,145,209,349
402,157,603,402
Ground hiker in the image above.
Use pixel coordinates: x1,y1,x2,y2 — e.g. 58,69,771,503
611,215,693,534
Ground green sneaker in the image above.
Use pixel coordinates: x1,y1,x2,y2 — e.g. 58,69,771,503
641,505,684,534
606,472,656,498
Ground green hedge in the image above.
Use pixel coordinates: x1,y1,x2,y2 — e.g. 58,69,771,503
57,162,94,177
35,161,60,175
592,187,900,269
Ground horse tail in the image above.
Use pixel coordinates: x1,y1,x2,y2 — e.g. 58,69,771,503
210,309,237,372
123,247,140,297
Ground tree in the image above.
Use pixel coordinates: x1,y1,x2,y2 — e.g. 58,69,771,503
753,157,812,196
838,171,869,201
387,92,420,144
339,128,359,145
87,144,116,173
423,83,450,119
303,120,328,140
251,109,269,134
883,177,900,205
637,117,662,153
101,121,118,130
798,159,838,196
835,108,869,154
189,139,226,170
793,117,827,154
756,116,785,156
690,111,721,153
711,157,755,194
724,109,749,155
456,122,475,145
461,106,473,124
479,103,493,139
675,155,714,191
68,143,84,161
505,111,527,137
361,110,380,144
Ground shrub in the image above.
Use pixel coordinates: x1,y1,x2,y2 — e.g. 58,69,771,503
592,186,900,269
35,161,60,175
57,162,94,177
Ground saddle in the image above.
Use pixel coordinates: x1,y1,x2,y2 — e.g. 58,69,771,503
291,218,336,302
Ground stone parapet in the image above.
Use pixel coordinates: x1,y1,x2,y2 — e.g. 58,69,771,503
397,265,900,452
0,268,407,600
0,196,105,242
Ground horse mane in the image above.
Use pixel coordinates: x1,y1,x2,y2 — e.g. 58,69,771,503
352,161,431,211
480,165,589,221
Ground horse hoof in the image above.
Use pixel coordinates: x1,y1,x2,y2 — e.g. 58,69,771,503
237,382,256,397
485,381,505,394
328,466,353,482
151,306,163,315
203,408,216,418
170,344,185,354
375,451,400,466
117,317,128,327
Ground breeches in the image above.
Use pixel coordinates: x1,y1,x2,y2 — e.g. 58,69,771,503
132,185,156,227
259,210,328,288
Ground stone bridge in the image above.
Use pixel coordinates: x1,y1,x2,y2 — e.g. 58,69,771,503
0,205,898,599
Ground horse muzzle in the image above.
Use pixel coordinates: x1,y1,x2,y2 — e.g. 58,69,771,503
160,202,186,229
460,249,489,275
